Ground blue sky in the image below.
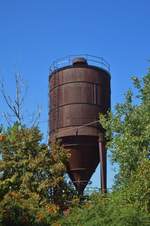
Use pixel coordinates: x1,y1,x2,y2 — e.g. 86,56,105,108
0,0,150,189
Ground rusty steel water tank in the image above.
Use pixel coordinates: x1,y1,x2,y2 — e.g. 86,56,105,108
49,55,111,194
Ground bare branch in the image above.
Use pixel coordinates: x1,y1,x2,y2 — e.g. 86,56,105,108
0,80,15,113
0,75,25,124
0,74,41,127
2,112,12,127
30,105,41,127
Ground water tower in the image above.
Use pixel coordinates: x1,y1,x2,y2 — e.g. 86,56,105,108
49,55,111,194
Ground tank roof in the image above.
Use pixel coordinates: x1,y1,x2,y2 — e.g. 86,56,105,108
49,54,110,73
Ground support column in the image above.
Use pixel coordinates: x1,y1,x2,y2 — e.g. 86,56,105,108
99,134,107,193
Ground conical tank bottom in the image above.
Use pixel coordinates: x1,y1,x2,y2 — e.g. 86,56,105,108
66,143,99,194
68,166,98,194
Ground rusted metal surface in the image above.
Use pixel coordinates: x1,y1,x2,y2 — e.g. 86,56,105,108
99,137,107,193
49,56,111,194
62,136,99,194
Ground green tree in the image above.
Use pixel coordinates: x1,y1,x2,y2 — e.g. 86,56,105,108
0,123,70,226
100,71,150,188
58,192,149,226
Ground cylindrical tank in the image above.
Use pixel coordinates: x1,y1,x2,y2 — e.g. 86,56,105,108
49,55,111,194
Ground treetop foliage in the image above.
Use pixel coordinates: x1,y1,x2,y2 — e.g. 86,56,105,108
0,123,72,226
100,72,150,188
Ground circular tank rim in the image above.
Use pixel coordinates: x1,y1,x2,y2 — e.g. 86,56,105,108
49,54,110,71
49,64,111,82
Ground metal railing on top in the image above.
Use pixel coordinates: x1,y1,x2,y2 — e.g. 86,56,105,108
49,54,110,73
